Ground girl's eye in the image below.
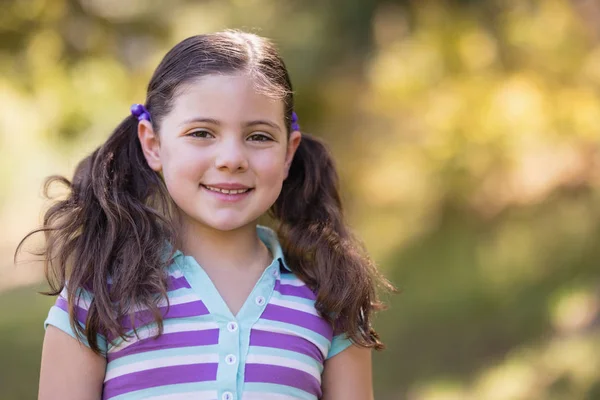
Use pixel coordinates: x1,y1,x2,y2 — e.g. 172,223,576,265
187,130,214,138
248,133,273,142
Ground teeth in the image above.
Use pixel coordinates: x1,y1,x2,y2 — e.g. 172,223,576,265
204,185,250,194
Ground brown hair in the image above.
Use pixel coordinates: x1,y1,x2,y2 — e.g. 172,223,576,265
16,30,394,354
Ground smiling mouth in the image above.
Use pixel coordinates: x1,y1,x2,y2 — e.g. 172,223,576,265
201,184,253,195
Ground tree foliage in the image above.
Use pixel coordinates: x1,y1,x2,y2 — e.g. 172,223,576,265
1,0,600,398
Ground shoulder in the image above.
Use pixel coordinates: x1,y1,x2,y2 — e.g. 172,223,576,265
44,283,109,354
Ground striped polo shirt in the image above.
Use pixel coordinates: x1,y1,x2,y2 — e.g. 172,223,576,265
44,225,352,400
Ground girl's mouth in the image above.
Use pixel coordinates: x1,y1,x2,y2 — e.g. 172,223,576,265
202,184,252,194
200,184,254,202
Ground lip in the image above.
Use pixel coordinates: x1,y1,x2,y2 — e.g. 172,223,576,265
200,184,253,203
202,183,252,190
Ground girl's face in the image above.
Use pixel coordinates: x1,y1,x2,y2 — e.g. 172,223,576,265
138,73,301,232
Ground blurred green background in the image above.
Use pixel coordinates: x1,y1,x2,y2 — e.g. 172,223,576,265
2,0,600,399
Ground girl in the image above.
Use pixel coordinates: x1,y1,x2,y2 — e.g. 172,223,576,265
21,30,392,400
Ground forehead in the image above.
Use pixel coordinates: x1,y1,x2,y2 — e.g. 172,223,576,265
169,73,285,121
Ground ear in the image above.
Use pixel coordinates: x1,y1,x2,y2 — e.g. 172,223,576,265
137,120,162,172
284,130,302,179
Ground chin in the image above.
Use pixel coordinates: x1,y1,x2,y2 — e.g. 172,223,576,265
207,221,247,232
200,216,258,232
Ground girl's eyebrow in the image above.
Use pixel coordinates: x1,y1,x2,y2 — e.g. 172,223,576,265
179,117,220,127
245,120,281,132
179,117,281,131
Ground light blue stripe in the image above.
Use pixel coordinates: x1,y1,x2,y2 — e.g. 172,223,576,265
247,346,324,374
110,381,217,400
276,294,317,307
44,306,108,354
164,286,196,299
257,318,332,346
108,316,215,348
106,344,220,371
71,286,94,303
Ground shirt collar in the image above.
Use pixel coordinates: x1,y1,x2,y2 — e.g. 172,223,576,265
256,225,291,272
169,225,291,272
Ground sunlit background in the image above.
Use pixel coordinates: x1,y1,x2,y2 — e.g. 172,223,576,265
2,0,600,399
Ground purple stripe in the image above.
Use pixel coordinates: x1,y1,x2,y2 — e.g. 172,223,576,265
103,363,218,398
250,329,324,363
118,300,209,332
56,296,88,325
261,304,332,339
245,364,321,397
56,292,205,332
274,281,316,300
107,329,219,361
168,275,191,291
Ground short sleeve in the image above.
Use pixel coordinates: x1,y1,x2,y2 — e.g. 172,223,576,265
44,287,108,355
327,333,353,359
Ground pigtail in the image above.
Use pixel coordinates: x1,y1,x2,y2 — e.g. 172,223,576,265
272,133,394,350
16,114,175,354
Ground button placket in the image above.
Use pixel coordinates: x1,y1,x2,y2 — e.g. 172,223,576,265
217,318,240,400
227,259,276,396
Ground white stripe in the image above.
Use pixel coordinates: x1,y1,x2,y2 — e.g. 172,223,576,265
142,391,217,400
246,354,321,381
105,353,219,381
252,324,327,356
168,269,184,279
243,393,301,400
279,276,305,287
269,297,319,316
129,293,199,312
109,321,218,353
160,293,199,307
60,288,92,310
61,291,199,313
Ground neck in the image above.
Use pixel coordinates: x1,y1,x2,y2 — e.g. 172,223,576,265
177,216,271,273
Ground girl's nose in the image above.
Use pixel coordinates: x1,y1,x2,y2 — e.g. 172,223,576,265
214,137,249,172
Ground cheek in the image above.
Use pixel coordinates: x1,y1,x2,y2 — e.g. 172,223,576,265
161,147,208,190
254,154,287,182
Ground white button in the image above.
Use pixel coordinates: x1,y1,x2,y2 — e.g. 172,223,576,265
272,268,279,277
225,354,237,365
222,392,233,400
227,321,238,332
255,296,266,306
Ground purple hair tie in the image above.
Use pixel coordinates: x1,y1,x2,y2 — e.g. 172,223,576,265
130,103,151,122
291,111,300,131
